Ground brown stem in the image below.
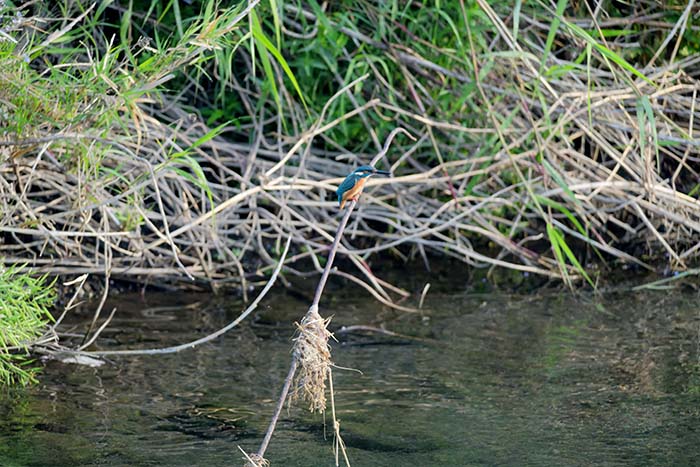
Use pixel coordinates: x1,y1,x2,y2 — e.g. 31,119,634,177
255,200,356,461
312,201,356,306
256,357,299,458
253,127,410,463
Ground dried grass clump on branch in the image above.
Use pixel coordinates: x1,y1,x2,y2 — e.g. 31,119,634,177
1,0,700,300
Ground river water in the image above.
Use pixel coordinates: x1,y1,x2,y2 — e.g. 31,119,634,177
1,288,699,466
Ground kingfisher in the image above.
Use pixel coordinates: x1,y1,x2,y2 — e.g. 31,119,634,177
336,165,391,209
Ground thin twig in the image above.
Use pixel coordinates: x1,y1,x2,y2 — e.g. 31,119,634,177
76,236,292,356
255,200,357,461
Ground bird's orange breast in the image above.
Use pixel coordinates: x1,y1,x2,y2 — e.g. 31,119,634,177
340,177,368,208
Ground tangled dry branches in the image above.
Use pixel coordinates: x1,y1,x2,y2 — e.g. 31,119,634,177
1,1,700,301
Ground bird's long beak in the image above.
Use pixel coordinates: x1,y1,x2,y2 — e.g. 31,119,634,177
373,170,391,176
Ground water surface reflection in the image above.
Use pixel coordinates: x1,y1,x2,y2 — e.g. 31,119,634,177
1,290,699,466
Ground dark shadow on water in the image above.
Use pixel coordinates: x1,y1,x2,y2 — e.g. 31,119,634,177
2,289,700,466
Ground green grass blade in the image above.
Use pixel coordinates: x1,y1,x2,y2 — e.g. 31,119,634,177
640,95,659,166
250,10,280,112
564,21,654,86
192,121,229,148
269,0,282,50
534,195,586,236
541,0,567,70
251,10,308,114
551,225,595,288
170,155,215,209
435,9,464,48
586,42,592,127
172,0,184,38
542,159,580,206
636,98,646,158
513,0,522,41
547,222,570,286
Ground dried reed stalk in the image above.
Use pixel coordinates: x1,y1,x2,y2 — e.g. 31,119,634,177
3,2,700,301
251,130,410,464
252,198,356,466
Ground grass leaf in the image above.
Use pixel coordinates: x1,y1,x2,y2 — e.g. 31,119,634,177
541,0,568,71
542,159,580,207
251,10,309,114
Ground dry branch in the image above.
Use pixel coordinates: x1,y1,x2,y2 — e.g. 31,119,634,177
3,1,700,302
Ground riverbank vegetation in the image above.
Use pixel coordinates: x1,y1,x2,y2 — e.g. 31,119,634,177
2,0,700,464
0,265,54,385
1,0,700,394
2,0,699,297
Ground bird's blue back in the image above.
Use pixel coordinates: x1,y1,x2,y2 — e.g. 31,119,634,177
336,165,378,204
336,173,359,203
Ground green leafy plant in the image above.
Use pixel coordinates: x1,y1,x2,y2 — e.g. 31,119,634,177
0,265,55,386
